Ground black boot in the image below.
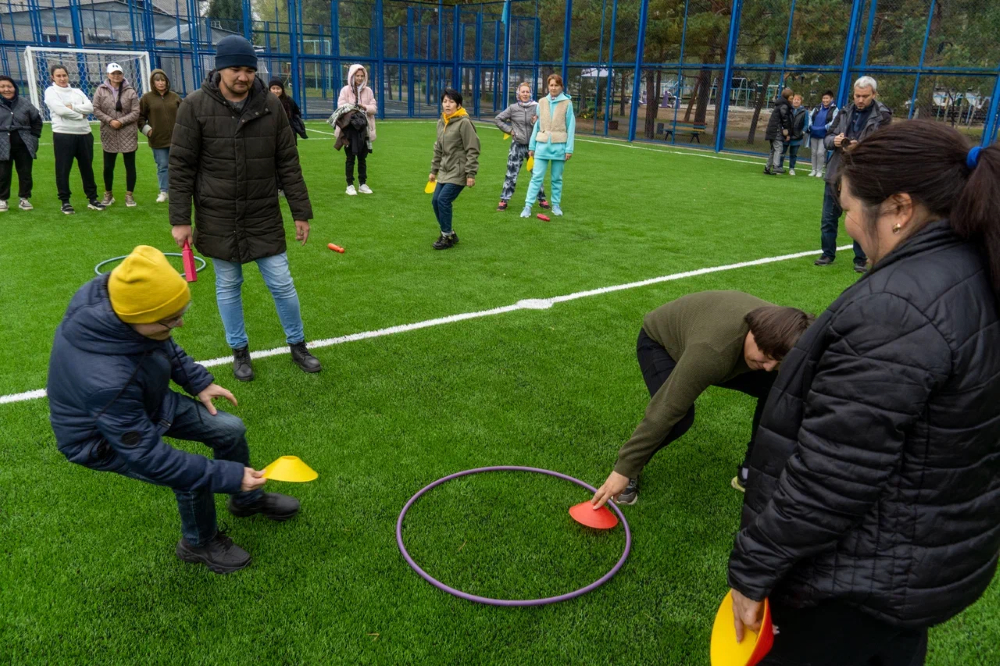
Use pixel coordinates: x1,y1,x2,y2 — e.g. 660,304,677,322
232,346,254,382
175,530,251,574
433,232,458,250
290,342,321,373
228,492,300,522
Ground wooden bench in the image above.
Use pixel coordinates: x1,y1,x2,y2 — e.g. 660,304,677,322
656,121,707,143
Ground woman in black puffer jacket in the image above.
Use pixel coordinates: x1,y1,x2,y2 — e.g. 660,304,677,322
0,75,42,211
726,121,1000,665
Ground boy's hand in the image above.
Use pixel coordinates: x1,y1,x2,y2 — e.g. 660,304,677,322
241,467,267,492
198,383,237,415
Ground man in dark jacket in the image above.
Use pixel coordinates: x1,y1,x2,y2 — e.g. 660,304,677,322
763,88,793,175
47,246,301,574
814,76,892,272
169,35,321,382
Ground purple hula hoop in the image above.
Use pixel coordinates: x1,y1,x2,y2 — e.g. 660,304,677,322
396,466,632,607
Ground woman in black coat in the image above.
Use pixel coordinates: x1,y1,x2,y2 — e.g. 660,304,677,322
727,121,1000,665
0,75,42,211
268,79,307,196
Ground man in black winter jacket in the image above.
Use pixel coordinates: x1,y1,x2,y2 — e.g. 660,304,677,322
169,35,321,382
763,88,793,175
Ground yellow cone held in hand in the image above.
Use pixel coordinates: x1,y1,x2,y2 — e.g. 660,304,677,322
526,156,534,172
424,180,436,194
262,456,318,482
502,132,511,140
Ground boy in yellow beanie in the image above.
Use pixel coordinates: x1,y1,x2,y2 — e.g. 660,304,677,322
48,246,301,574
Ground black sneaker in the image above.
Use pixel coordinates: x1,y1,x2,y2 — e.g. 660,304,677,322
539,197,550,209
763,168,775,176
61,202,75,215
290,342,322,373
616,478,638,505
232,346,254,382
175,530,251,574
87,199,105,211
497,200,508,212
854,262,868,274
228,492,300,522
433,232,458,250
814,256,834,266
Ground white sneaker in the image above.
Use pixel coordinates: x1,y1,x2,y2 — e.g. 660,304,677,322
817,172,825,178
358,184,373,194
789,168,796,176
18,198,31,210
0,200,7,212
808,170,816,177
156,191,168,203
346,185,357,196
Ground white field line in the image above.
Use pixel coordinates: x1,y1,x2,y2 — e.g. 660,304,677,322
0,245,850,406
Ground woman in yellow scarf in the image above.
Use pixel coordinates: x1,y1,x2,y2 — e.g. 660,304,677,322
428,88,481,250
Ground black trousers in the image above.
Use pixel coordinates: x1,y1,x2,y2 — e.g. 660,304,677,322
103,150,136,192
53,132,97,203
761,600,927,666
0,133,33,200
636,328,775,473
345,147,367,185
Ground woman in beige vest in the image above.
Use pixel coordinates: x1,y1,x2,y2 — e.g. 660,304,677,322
520,74,575,218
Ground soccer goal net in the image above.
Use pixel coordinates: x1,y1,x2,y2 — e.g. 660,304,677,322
24,46,152,121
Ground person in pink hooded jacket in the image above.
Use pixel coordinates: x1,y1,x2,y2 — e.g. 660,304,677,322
337,64,377,195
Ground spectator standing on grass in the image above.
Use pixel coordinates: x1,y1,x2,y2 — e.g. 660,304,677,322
590,292,815,507
47,246,302,575
494,82,548,212
428,88,479,250
808,90,838,178
778,94,807,176
137,69,182,203
169,35,321,381
763,88,793,175
44,64,105,214
268,79,308,198
521,73,574,218
815,75,892,273
93,63,140,208
0,75,42,212
336,64,377,196
728,121,1000,666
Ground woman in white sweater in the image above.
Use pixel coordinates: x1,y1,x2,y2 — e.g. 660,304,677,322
44,64,104,214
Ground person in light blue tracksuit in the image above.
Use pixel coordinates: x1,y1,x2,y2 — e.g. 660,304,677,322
521,73,575,218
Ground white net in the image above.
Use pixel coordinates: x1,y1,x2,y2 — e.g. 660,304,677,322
24,47,152,121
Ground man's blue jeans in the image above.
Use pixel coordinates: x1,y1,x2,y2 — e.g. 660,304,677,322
431,182,464,234
821,183,866,264
212,252,305,350
120,396,262,547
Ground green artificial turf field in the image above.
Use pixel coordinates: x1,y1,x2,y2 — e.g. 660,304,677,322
0,121,997,664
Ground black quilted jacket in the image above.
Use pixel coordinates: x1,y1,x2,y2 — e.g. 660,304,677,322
728,220,1000,628
168,72,312,263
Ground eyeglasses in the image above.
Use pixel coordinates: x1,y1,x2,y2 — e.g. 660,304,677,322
155,305,190,330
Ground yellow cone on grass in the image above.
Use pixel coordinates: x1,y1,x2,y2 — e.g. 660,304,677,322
262,456,318,482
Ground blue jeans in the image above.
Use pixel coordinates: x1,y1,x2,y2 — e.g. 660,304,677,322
525,158,565,206
151,147,169,192
821,183,866,263
779,142,800,170
213,252,305,349
432,182,464,234
120,396,263,547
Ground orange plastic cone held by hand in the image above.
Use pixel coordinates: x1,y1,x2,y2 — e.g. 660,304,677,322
261,456,318,482
424,180,436,194
569,501,619,529
710,591,774,666
182,240,197,283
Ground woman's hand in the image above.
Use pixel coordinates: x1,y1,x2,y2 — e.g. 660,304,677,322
731,589,764,643
565,153,573,161
466,177,475,188
528,150,534,157
110,119,122,129
591,470,630,508
428,173,436,182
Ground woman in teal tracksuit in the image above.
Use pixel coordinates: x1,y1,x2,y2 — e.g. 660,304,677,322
520,74,575,218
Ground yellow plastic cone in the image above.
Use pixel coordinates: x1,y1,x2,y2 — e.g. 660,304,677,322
526,156,534,172
502,132,511,140
261,456,318,482
424,180,436,194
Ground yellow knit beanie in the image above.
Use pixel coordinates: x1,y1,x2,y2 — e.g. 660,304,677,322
108,246,191,324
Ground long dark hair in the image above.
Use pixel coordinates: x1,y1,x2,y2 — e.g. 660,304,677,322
840,121,1000,297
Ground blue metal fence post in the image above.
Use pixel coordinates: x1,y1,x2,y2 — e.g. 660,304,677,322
836,0,865,107
376,0,386,119
331,0,341,95
714,0,743,153
242,0,253,40
671,0,691,143
561,0,572,85
68,0,84,48
907,0,935,120
626,0,650,142
983,74,1000,147
407,7,415,116
501,0,512,110
186,0,203,85
474,9,482,116
777,0,796,90
859,0,878,71
602,0,618,136
452,5,460,90
287,0,300,106
533,2,540,91
593,0,607,133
